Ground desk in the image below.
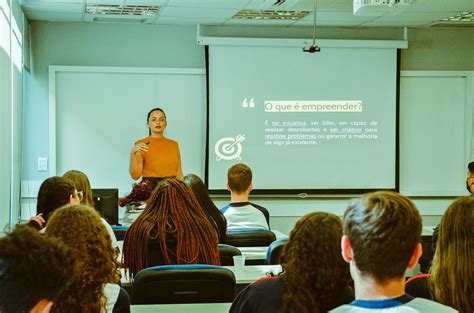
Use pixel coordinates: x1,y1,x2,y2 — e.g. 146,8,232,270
238,246,267,260
223,264,282,284
118,243,268,263
117,229,288,262
132,303,231,313
121,265,282,287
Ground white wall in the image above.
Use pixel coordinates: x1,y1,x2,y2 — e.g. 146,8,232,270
22,22,474,232
1,0,24,230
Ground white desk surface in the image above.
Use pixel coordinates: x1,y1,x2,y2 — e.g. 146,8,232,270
121,264,282,286
222,264,282,284
119,244,270,262
131,303,231,313
117,229,288,261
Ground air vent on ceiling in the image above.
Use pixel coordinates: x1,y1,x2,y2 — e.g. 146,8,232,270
233,9,310,20
84,4,160,23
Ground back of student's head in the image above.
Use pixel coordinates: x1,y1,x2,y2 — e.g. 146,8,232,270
62,170,94,207
183,173,227,243
280,212,350,313
0,226,74,313
227,163,252,194
45,205,119,313
430,196,474,312
123,178,220,275
343,191,422,284
37,176,75,222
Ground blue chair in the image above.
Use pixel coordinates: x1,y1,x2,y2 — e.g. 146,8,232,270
265,238,288,265
111,225,129,241
218,243,242,266
131,264,236,304
226,228,276,247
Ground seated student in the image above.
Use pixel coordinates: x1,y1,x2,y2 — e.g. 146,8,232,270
220,163,270,230
62,170,118,248
332,191,456,313
0,226,74,313
406,196,474,312
183,173,227,243
45,205,130,313
28,176,80,228
28,175,118,250
230,212,353,313
122,178,220,277
419,161,474,273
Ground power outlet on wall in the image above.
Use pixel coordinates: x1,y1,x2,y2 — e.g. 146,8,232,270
37,157,48,172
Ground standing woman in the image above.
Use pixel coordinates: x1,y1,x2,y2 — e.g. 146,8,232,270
121,108,182,206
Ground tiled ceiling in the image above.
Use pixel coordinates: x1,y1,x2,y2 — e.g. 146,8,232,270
19,0,474,28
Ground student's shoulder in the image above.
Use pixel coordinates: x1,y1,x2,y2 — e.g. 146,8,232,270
252,276,285,290
330,304,361,313
407,298,458,312
230,277,284,313
220,204,232,214
249,202,269,211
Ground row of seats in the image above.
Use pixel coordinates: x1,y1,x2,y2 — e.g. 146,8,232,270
113,226,287,265
113,226,278,247
113,226,289,304
132,265,235,304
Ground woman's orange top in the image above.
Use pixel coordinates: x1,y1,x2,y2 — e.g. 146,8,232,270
135,136,183,178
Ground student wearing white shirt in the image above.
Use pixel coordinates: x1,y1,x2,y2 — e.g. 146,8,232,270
220,163,270,230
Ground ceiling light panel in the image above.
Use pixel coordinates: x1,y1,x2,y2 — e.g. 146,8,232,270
85,4,160,16
442,11,474,22
233,9,310,20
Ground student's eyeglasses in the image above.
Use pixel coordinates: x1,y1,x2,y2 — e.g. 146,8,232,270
75,191,83,202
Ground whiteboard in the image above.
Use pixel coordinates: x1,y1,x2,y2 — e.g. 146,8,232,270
399,72,472,196
50,67,473,197
51,67,205,194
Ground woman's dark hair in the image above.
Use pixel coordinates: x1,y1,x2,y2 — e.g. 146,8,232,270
280,212,351,313
147,107,166,121
146,108,166,135
37,176,76,223
123,178,220,276
183,174,227,243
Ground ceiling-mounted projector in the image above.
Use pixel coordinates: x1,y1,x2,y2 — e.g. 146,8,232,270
353,0,412,16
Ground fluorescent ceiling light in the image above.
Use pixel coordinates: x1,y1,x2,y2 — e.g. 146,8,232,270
233,9,310,20
441,11,474,22
85,4,160,16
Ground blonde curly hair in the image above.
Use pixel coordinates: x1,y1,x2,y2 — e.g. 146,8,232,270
45,205,120,313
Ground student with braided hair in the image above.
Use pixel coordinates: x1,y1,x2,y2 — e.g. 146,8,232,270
122,178,220,277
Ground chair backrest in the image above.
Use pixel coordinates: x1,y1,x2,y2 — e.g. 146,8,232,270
218,243,242,266
226,228,276,247
132,265,236,304
265,238,288,265
111,225,129,241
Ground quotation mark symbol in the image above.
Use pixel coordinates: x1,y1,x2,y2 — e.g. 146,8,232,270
242,98,255,108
